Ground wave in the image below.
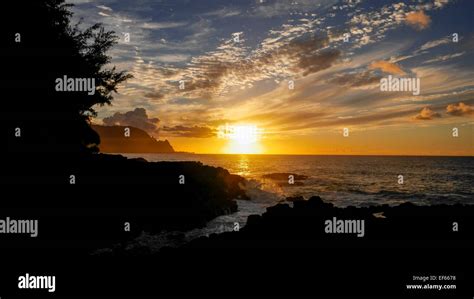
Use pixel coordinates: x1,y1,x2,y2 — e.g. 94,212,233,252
261,172,309,180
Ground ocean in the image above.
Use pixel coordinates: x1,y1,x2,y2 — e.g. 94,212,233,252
121,154,474,251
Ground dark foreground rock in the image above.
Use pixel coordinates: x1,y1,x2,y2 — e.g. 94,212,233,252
0,153,247,254
182,196,474,250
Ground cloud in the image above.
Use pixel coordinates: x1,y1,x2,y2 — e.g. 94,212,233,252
96,5,113,12
174,34,340,98
446,102,474,116
276,36,341,76
434,0,450,9
102,108,160,135
424,52,465,64
140,21,187,30
369,61,406,75
405,11,431,30
143,91,165,102
414,107,441,120
328,71,381,87
68,0,94,3
162,125,216,138
419,37,450,52
202,7,241,18
251,0,339,18
155,54,190,63
168,98,207,105
297,49,341,76
78,0,464,138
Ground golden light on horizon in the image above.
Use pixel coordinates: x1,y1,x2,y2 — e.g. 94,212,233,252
218,124,264,154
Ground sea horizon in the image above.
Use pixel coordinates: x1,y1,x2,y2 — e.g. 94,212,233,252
121,152,474,158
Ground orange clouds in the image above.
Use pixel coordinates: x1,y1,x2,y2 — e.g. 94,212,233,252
369,61,406,75
414,107,441,120
405,11,431,30
412,103,473,121
446,102,474,116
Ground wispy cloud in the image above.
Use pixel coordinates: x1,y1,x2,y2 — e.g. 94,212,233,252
162,125,216,138
424,52,465,64
202,7,241,18
369,61,406,75
419,36,451,52
140,21,187,30
96,4,113,11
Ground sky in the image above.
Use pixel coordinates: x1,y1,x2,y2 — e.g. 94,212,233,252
69,0,474,155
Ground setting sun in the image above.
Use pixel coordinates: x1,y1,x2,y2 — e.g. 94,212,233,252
218,124,263,154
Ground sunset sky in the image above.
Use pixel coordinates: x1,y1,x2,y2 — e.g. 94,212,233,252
70,0,473,155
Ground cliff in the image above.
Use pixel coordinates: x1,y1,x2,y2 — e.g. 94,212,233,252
92,125,174,153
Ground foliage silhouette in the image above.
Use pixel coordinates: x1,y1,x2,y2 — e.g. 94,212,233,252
1,0,131,153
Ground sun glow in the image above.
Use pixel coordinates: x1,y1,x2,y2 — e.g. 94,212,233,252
218,124,263,154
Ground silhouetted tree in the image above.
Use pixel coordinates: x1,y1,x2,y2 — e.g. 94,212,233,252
1,0,131,154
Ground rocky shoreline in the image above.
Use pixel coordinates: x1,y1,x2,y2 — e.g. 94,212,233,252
3,153,473,256
1,153,248,254
178,195,474,250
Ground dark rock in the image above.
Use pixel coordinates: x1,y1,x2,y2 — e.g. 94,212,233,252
0,153,247,254
185,196,474,249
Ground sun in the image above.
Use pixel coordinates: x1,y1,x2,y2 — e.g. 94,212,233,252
218,124,263,154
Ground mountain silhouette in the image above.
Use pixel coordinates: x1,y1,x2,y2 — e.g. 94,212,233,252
92,125,175,153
